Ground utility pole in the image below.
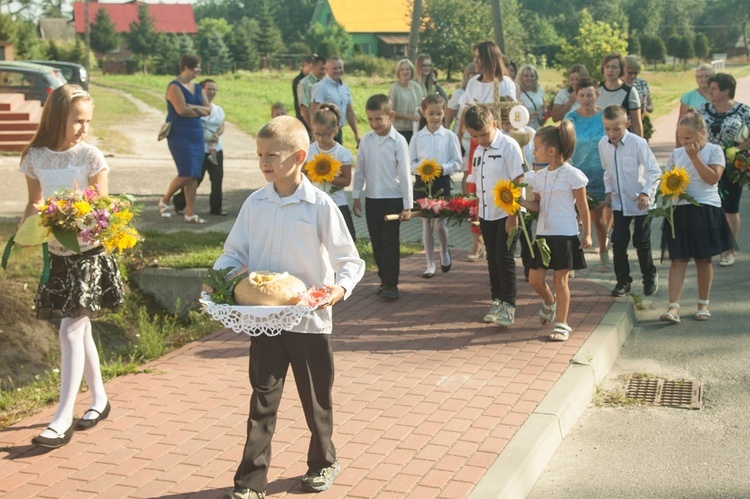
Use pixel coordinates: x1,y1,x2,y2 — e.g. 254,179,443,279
408,0,422,61
491,0,505,53
84,0,90,73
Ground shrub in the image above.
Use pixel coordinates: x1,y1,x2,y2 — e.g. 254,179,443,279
345,55,394,77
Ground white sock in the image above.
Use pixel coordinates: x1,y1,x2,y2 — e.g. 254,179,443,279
436,220,450,265
422,218,435,270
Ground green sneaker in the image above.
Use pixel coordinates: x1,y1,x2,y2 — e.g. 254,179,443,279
301,460,340,492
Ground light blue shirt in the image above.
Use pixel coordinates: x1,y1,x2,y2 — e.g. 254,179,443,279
311,76,352,127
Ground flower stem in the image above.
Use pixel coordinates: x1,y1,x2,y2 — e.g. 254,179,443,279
519,211,535,258
670,202,675,239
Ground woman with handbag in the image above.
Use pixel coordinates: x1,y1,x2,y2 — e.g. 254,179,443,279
157,54,212,223
516,63,546,130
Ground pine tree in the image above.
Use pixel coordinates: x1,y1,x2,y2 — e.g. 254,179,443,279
153,33,181,75
253,0,283,57
90,8,120,60
125,4,159,74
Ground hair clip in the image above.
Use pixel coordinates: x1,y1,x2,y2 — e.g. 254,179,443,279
321,106,330,111
71,90,89,99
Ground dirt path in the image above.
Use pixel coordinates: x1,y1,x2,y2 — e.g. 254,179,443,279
0,85,264,231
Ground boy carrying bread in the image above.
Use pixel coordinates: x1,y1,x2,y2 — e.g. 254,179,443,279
209,116,364,498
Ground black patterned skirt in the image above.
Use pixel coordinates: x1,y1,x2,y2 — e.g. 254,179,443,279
660,204,736,261
414,174,452,200
35,247,125,320
528,235,587,271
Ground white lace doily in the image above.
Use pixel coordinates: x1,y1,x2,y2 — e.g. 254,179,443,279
199,292,316,336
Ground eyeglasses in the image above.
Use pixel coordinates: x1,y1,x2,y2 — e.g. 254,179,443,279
626,70,638,76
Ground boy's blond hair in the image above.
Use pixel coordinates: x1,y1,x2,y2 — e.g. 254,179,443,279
464,104,495,131
602,104,628,122
257,116,310,154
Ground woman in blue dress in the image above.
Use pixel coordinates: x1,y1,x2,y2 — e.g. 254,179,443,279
158,54,212,223
566,76,612,271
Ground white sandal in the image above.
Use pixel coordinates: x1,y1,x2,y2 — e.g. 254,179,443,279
549,322,571,341
695,299,711,321
538,299,556,325
184,214,207,224
659,302,680,324
158,199,172,218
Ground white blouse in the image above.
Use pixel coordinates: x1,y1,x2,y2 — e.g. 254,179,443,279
307,141,354,207
409,125,462,177
527,163,588,236
666,143,725,207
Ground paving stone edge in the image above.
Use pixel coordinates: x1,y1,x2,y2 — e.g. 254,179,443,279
469,299,636,499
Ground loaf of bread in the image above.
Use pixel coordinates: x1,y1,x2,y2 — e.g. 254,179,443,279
233,271,307,306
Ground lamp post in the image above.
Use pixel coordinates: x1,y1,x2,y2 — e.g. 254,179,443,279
84,0,90,73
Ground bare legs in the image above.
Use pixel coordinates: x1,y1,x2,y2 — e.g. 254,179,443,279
528,268,571,323
722,212,740,260
665,258,713,319
591,205,612,269
161,177,199,217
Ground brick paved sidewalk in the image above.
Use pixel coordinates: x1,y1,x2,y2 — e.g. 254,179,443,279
0,251,612,498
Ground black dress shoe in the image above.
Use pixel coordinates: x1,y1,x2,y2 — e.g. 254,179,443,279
32,425,74,448
441,250,452,273
76,401,111,430
422,271,435,278
611,282,631,297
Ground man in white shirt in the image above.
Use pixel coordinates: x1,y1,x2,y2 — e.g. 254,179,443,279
310,56,361,145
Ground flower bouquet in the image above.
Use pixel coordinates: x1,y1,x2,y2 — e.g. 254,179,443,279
724,145,750,189
305,152,342,194
495,179,551,266
2,186,141,283
646,167,699,239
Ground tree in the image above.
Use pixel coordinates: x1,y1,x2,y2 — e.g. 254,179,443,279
306,21,352,58
90,8,120,61
253,0,283,57
557,9,628,78
640,34,666,69
675,36,695,71
666,34,681,70
201,30,233,74
152,33,181,75
522,12,562,65
693,32,710,62
226,29,257,71
419,0,493,80
125,4,159,74
274,0,315,44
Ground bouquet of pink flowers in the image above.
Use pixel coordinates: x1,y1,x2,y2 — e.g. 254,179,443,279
412,194,477,226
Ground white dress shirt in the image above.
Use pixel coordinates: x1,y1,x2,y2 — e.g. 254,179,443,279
353,125,413,209
409,125,462,176
214,176,365,334
470,130,525,221
599,130,661,216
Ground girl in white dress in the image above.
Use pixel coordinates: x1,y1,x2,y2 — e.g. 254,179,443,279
19,85,124,448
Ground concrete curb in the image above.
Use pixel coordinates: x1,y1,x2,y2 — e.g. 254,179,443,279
470,299,636,499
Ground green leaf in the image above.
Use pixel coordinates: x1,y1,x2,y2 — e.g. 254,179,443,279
51,227,81,253
535,238,552,268
14,215,49,246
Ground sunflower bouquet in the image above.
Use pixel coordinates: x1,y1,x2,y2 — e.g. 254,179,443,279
648,167,699,239
494,179,550,265
416,158,443,198
305,152,342,193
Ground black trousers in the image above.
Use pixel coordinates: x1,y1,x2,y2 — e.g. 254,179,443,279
365,198,403,287
338,204,356,242
173,150,224,214
480,217,519,305
612,210,656,285
234,332,336,492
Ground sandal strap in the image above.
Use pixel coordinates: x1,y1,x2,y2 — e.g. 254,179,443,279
697,299,710,306
668,302,680,309
82,407,102,417
553,322,572,332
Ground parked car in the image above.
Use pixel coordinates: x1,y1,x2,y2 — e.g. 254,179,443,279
27,60,88,90
0,64,63,105
0,61,67,86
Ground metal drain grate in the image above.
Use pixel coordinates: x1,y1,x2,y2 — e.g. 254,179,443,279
625,377,702,410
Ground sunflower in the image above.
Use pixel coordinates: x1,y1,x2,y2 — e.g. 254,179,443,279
493,179,521,215
305,152,341,184
660,167,690,199
417,159,442,183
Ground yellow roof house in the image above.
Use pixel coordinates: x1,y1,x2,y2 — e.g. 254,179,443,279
310,0,412,57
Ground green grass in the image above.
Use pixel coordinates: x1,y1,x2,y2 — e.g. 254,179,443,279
88,85,139,154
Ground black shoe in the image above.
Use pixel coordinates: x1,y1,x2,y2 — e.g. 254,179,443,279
76,401,111,430
422,271,435,278
611,282,631,297
32,425,74,448
381,286,399,301
643,280,658,296
375,283,385,295
441,250,452,273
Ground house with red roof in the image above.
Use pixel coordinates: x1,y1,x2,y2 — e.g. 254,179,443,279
72,0,197,73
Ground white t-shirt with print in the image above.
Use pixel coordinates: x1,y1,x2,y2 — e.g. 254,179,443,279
665,143,725,207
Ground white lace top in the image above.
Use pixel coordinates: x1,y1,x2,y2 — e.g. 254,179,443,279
20,142,109,255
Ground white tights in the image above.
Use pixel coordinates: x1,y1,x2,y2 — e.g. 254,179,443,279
42,316,108,436
422,218,450,271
